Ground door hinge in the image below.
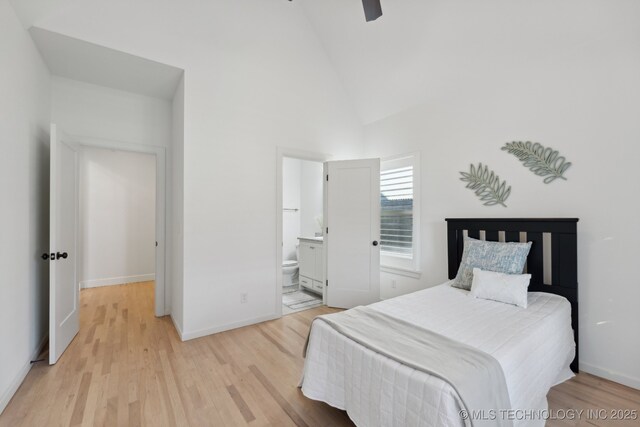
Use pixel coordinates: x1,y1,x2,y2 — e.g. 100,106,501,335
326,227,328,234
326,280,328,287
326,174,329,181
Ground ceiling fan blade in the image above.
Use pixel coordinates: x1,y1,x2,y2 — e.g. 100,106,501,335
361,0,383,22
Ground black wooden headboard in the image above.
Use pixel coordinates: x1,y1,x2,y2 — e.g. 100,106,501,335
445,218,579,372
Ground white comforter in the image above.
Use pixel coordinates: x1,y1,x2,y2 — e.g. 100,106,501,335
301,282,575,427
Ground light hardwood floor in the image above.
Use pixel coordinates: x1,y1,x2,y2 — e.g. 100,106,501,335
1,282,638,426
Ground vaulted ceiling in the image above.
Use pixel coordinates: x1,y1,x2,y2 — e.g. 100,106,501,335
299,0,640,124
9,0,640,124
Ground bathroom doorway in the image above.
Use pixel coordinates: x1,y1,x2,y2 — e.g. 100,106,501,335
276,149,328,316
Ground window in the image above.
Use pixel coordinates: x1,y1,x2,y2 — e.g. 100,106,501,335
381,166,413,256
380,154,420,275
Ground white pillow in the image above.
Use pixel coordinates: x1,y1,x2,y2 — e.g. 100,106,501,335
470,268,531,308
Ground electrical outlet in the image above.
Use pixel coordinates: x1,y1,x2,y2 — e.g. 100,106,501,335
391,280,397,289
240,292,248,304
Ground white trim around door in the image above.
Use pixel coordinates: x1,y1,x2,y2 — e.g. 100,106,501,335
75,135,168,317
275,147,332,318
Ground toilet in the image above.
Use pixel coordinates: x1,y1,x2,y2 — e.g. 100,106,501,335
282,244,299,287
282,260,299,287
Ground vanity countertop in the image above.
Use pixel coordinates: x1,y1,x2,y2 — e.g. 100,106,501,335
298,236,324,242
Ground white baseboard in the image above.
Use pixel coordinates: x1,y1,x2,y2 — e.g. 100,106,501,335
581,362,640,390
0,335,48,415
181,313,280,341
80,274,155,289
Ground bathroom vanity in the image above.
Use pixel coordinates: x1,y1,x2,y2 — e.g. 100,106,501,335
298,237,324,295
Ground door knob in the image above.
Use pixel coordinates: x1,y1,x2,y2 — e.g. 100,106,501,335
372,241,379,246
56,252,68,260
41,253,49,260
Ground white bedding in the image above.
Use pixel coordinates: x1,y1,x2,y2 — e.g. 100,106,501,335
301,282,575,427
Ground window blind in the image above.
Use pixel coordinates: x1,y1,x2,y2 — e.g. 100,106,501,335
380,165,413,257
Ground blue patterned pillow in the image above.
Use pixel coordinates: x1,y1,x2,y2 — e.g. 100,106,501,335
453,237,532,290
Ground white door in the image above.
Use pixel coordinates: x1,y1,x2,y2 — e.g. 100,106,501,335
324,159,380,308
49,124,80,364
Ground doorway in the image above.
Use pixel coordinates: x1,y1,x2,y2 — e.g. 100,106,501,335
276,148,330,317
276,150,382,317
281,156,325,314
77,138,167,318
48,126,168,364
78,146,156,294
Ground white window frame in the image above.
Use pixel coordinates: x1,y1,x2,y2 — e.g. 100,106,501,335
380,152,421,278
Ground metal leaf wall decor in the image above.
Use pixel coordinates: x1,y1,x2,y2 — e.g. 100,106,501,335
502,141,571,184
460,163,511,207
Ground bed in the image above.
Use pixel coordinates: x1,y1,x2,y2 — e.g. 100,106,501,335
301,218,579,427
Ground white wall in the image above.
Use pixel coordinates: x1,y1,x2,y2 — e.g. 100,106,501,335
300,160,324,238
0,0,51,413
283,158,302,261
51,77,172,148
32,0,365,338
363,2,640,388
78,147,156,288
171,75,185,333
